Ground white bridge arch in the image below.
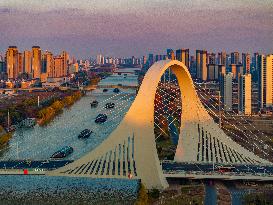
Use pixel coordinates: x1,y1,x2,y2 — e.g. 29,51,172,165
48,60,270,189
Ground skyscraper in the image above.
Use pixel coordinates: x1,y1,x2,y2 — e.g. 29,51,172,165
217,51,227,66
242,53,251,74
266,55,273,107
230,64,237,79
207,64,217,81
96,54,103,65
231,52,240,65
238,74,252,115
207,52,216,65
52,51,69,78
18,52,23,75
253,52,259,71
176,49,189,68
218,65,226,80
220,72,233,111
236,64,244,81
148,53,154,67
32,46,41,79
189,55,196,75
257,54,266,109
0,59,5,73
166,49,175,60
196,50,207,81
62,51,69,76
23,50,32,74
258,54,273,108
6,46,19,79
42,51,53,76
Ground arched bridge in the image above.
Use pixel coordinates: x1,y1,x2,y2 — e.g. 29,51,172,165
48,60,271,189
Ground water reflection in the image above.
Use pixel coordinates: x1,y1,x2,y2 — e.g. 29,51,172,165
0,176,139,205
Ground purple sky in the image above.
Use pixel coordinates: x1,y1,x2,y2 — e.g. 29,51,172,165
0,0,272,58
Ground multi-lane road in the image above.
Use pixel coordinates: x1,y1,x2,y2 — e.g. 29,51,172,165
0,160,273,180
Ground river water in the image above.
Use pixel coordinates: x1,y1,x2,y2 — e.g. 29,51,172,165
0,69,140,204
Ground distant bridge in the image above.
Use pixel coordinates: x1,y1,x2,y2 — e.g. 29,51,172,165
83,84,138,91
114,71,137,74
0,87,45,93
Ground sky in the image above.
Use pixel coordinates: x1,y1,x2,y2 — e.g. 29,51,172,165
0,0,272,58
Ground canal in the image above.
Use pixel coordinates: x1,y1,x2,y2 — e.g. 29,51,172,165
0,71,138,161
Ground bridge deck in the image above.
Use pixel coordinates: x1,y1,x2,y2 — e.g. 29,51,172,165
1,160,273,181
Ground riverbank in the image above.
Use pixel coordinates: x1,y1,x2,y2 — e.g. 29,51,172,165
136,183,205,205
37,91,82,126
0,131,12,148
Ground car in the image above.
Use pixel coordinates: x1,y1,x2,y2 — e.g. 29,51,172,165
113,88,120,93
95,114,107,123
78,129,93,138
105,102,115,109
90,100,99,108
50,146,74,159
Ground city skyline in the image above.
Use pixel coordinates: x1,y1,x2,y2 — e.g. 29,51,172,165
0,0,272,58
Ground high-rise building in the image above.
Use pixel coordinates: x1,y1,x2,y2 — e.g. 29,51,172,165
53,56,63,78
68,63,79,74
18,52,23,75
196,50,207,81
97,54,104,65
52,51,69,78
236,64,244,81
32,46,41,79
0,60,6,73
217,51,227,66
166,49,175,60
257,54,266,109
220,72,233,111
155,55,164,62
189,55,196,75
148,54,154,67
207,52,216,64
6,46,19,79
238,74,252,115
231,52,240,65
62,51,69,76
176,49,189,68
242,53,251,74
218,65,226,80
42,51,53,76
253,52,259,71
258,54,273,108
266,55,273,107
230,64,237,79
141,56,147,67
23,50,32,74
207,64,218,81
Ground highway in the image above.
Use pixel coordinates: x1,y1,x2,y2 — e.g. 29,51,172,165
1,160,273,177
162,161,273,175
0,160,73,170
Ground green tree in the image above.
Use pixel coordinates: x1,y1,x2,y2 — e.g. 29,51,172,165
135,183,149,205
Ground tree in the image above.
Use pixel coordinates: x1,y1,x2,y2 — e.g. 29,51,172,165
135,183,149,205
51,101,64,112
